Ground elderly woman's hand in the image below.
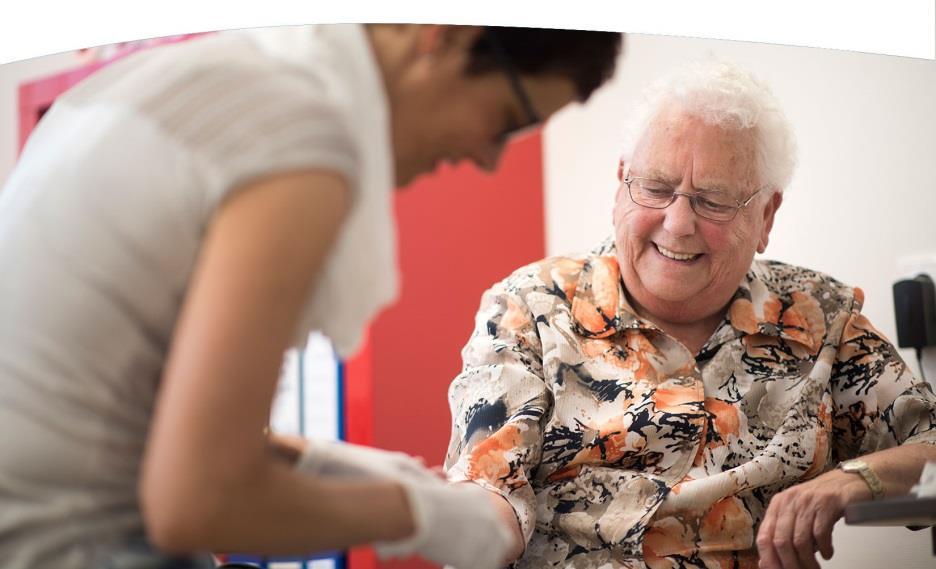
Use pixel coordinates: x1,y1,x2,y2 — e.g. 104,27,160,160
755,469,872,569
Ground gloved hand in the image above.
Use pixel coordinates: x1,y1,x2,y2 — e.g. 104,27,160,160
295,438,439,483
375,479,515,569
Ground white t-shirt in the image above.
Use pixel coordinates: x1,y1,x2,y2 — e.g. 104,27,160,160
0,24,398,567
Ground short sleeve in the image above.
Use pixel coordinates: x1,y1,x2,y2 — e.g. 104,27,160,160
135,62,360,213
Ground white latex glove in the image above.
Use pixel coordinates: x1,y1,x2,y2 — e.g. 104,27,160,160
375,479,514,569
295,438,439,483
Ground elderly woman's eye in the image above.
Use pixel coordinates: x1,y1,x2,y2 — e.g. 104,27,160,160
697,196,734,212
640,183,672,198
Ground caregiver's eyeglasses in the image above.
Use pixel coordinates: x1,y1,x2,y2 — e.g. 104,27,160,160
623,176,764,222
483,29,541,142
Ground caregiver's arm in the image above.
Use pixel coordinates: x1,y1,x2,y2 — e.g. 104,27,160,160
141,170,416,554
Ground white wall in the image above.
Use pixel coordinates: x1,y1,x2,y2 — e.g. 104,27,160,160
545,33,936,569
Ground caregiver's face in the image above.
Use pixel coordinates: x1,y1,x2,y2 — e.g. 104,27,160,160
393,71,577,186
384,26,578,187
613,106,781,324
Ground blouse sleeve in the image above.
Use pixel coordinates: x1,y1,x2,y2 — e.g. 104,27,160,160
444,277,553,547
829,296,936,461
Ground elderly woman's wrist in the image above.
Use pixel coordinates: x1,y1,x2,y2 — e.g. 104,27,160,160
482,487,525,561
832,468,876,503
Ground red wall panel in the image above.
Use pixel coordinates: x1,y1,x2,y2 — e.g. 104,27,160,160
345,133,546,569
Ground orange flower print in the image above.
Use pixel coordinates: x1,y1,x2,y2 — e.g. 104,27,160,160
803,426,830,480
581,337,612,358
559,415,646,471
740,334,780,360
501,297,530,331
780,291,826,355
804,401,832,479
623,330,661,380
590,257,619,314
728,284,781,335
698,551,738,569
694,398,741,465
707,398,741,440
538,257,584,302
581,337,630,371
644,515,696,563
837,311,888,366
750,278,782,327
652,382,702,413
698,497,753,552
840,309,892,357
572,298,609,336
761,297,782,328
580,331,660,380
467,424,523,485
728,299,758,335
571,257,620,337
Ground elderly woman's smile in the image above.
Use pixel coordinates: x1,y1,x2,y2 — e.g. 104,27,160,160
653,242,702,262
613,107,782,340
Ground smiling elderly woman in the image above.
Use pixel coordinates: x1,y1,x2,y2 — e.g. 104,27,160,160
443,61,936,569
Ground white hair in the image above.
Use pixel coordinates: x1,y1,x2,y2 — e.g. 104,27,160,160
621,60,797,193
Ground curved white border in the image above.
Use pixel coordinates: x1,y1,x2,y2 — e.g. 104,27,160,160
1,0,934,65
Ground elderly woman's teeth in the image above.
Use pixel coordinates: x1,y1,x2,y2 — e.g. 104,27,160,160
656,244,700,261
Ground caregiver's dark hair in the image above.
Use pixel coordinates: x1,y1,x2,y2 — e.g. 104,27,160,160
468,27,622,101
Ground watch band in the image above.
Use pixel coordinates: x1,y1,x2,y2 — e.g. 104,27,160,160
838,459,884,500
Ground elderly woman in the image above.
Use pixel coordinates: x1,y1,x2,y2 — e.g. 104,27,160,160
444,61,936,569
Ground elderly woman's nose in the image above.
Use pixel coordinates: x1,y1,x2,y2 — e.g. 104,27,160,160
661,194,698,236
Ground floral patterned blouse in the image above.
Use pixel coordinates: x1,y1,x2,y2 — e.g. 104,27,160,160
444,239,936,569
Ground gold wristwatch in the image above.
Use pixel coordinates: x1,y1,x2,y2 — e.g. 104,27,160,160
837,459,884,500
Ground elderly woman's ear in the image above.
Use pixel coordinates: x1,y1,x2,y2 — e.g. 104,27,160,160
756,191,783,254
617,159,629,181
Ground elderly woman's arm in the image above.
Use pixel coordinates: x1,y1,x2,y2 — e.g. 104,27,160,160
444,276,553,565
756,301,936,569
484,488,526,561
756,443,936,569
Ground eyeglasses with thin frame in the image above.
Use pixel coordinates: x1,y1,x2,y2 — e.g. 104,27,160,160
483,29,541,142
623,175,764,222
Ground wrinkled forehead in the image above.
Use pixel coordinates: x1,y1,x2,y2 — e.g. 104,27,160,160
631,106,760,192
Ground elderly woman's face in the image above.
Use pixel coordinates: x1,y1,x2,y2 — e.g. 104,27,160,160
613,108,782,325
